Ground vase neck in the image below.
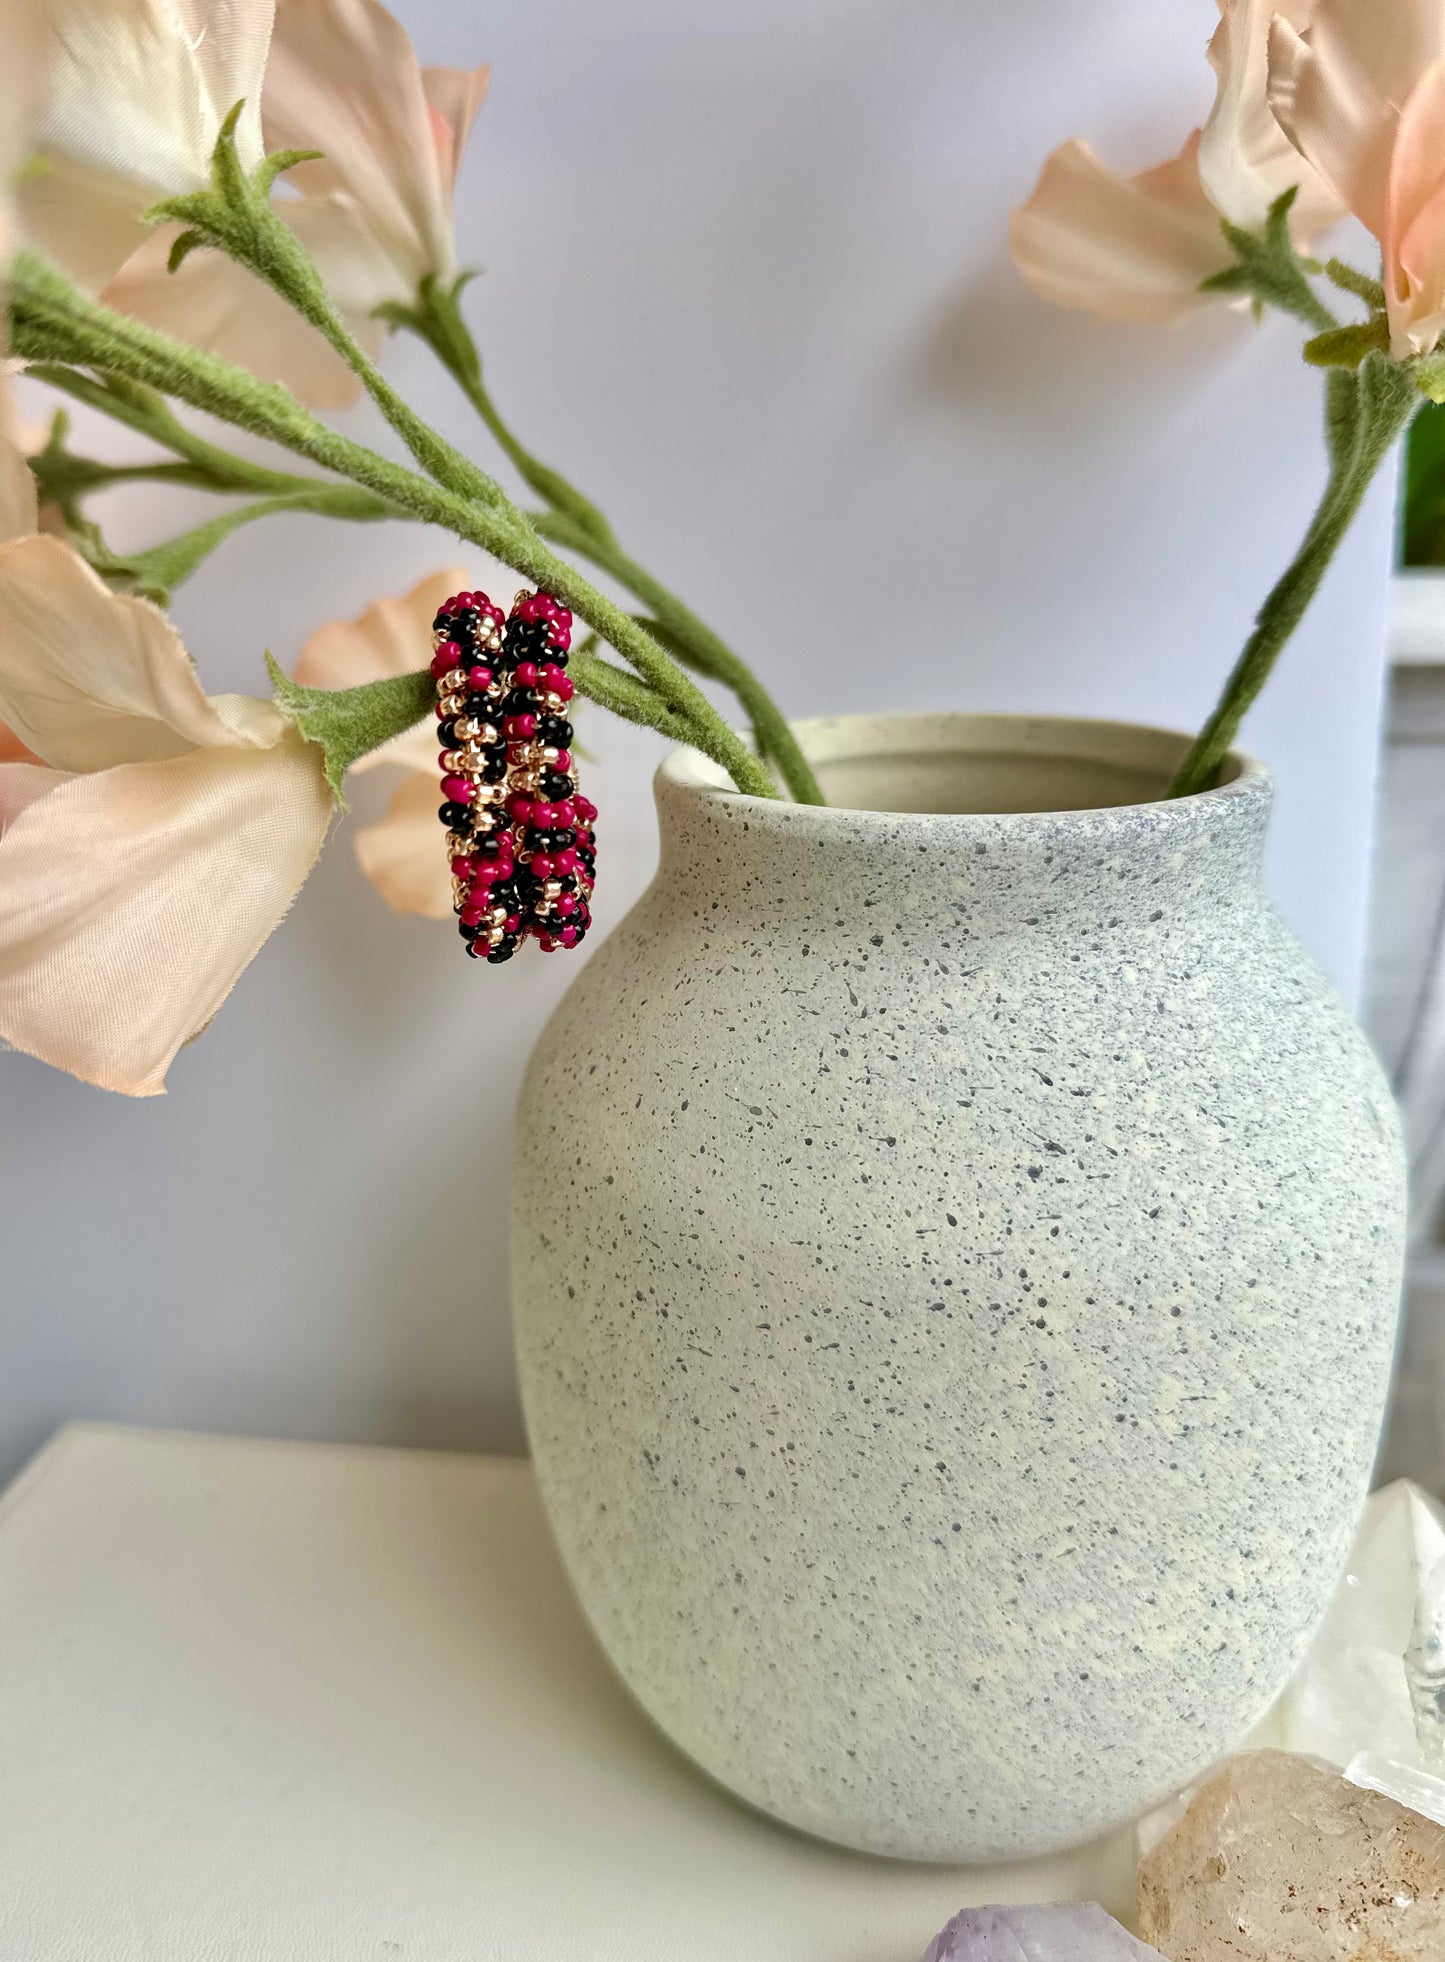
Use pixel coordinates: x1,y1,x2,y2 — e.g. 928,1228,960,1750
653,717,1272,937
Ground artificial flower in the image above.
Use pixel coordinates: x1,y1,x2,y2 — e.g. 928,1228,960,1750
1270,0,1445,355
16,0,274,293
294,566,468,919
92,0,489,408
1197,0,1342,234
0,379,38,545
1010,134,1234,323
0,530,332,1094
263,0,489,330
1012,0,1343,322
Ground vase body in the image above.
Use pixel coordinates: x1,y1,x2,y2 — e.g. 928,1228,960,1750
512,714,1405,1863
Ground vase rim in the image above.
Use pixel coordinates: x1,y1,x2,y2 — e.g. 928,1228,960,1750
659,711,1268,824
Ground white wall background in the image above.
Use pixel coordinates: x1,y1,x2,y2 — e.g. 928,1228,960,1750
0,0,1398,1482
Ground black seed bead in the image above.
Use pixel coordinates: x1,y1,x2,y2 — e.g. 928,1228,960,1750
437,716,460,746
547,648,569,669
486,943,517,964
481,755,507,784
462,693,491,718
542,772,572,801
439,801,471,831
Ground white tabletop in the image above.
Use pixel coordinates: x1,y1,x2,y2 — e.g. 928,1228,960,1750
0,1425,1132,1961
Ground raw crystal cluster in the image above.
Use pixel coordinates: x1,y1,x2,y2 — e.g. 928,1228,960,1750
1266,1480,1445,1821
921,1904,1164,1962
1137,1749,1445,1961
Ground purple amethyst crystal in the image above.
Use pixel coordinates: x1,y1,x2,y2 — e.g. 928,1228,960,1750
921,1904,1165,1962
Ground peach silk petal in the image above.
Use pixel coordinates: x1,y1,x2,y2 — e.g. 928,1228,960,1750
1011,134,1235,323
1266,0,1445,240
0,759,65,823
0,731,332,1095
421,65,491,185
265,0,464,291
295,565,468,775
0,403,38,544
23,0,274,287
1200,0,1344,237
1384,58,1445,356
103,224,364,411
0,536,245,769
355,768,453,918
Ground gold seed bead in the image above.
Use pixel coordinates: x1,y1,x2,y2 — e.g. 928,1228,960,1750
438,692,466,718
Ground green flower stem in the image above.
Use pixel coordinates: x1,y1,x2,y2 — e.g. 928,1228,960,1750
9,250,777,799
402,280,826,804
1167,352,1417,799
25,365,332,498
393,277,616,546
570,646,701,743
537,516,824,804
114,484,391,602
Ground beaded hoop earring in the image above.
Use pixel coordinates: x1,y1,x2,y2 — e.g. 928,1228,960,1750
430,587,596,963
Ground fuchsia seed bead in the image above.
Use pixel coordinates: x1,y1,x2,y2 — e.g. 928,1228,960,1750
514,661,539,687
552,799,576,828
530,803,555,829
553,749,572,773
531,855,555,880
555,893,577,916
505,913,521,933
504,714,537,739
559,926,579,947
551,628,572,652
467,665,493,690
506,793,533,822
451,855,476,879
554,847,579,875
440,774,474,803
574,795,598,823
430,642,462,677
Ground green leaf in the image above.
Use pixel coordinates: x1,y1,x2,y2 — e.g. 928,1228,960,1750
1303,318,1389,367
266,656,435,803
1199,189,1338,332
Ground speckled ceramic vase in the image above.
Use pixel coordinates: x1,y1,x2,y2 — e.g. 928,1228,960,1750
511,713,1405,1863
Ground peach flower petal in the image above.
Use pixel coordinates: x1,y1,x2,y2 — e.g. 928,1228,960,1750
355,767,453,919
21,0,274,289
1200,0,1343,236
1011,134,1234,323
0,536,247,770
1384,58,1445,356
264,0,486,305
0,731,331,1095
0,382,38,545
1266,0,1445,239
421,66,491,186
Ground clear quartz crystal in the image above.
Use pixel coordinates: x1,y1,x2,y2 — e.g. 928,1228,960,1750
1137,1750,1445,1962
921,1905,1164,1962
1137,1481,1445,1855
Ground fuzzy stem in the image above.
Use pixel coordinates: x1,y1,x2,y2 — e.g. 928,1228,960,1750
403,281,826,804
9,250,777,800
1167,355,1416,798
